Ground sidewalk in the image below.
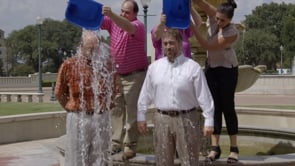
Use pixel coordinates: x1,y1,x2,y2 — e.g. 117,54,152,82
0,138,60,166
235,94,295,106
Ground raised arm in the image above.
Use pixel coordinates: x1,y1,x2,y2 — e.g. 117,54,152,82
102,6,136,34
192,0,217,17
152,13,167,41
190,9,237,50
190,6,202,28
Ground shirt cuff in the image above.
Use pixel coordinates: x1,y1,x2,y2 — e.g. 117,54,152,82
137,110,146,121
204,118,214,127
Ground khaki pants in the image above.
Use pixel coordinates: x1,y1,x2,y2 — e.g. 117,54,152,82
111,71,146,150
154,110,201,166
65,112,111,166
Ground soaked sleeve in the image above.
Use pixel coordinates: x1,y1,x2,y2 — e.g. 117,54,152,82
55,62,69,109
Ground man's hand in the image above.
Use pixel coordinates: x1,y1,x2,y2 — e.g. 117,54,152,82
102,6,113,17
138,121,148,135
160,14,166,26
203,126,214,136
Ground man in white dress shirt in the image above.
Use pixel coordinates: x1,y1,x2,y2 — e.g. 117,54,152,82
137,29,215,166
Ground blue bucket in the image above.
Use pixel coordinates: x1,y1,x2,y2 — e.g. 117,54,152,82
163,0,190,29
65,0,104,30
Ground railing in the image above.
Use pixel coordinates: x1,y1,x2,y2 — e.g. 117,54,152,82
0,92,44,103
0,73,57,88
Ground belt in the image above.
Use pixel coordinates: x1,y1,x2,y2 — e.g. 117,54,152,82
120,68,147,77
157,108,195,116
67,110,103,115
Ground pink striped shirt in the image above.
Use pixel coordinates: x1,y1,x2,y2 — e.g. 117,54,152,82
101,16,149,74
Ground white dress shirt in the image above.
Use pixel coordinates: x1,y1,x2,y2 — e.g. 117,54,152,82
137,54,215,127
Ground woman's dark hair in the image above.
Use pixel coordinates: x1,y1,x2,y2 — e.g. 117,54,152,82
217,0,237,19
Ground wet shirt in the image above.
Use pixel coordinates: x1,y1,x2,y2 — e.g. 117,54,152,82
151,28,193,60
207,16,239,68
101,16,149,74
137,54,215,127
55,56,114,113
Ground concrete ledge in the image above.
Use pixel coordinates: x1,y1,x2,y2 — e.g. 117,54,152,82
0,112,66,144
110,153,295,166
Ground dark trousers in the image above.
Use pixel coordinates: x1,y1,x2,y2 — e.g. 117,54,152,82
205,66,238,135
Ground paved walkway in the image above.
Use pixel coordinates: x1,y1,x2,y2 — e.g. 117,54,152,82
0,138,60,166
0,88,295,166
235,93,295,106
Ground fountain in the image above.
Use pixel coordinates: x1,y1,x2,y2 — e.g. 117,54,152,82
0,1,294,166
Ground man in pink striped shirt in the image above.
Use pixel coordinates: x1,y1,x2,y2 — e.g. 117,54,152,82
101,0,149,160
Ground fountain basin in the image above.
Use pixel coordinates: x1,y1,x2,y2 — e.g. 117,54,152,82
1,107,295,166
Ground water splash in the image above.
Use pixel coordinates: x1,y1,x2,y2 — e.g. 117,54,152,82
67,29,115,166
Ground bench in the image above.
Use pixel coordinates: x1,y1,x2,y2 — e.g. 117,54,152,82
0,92,44,103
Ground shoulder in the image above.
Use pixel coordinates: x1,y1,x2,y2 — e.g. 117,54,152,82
132,19,144,28
62,56,78,66
222,24,239,37
184,58,202,71
148,57,166,69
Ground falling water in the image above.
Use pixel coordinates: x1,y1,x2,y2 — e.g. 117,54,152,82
68,29,115,166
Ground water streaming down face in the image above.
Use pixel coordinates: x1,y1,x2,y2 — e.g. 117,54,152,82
71,29,115,166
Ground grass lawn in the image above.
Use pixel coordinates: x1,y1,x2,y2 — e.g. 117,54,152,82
0,102,64,116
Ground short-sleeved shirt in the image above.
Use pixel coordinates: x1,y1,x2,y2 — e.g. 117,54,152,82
207,16,239,68
101,16,149,74
151,27,193,60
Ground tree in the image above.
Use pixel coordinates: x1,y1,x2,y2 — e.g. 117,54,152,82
281,9,295,68
236,29,279,69
6,19,82,75
0,58,3,76
236,2,295,71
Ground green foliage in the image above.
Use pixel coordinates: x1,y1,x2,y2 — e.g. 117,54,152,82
236,2,295,71
10,63,34,76
43,81,54,87
6,19,82,76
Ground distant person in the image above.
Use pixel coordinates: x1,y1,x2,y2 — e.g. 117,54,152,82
151,7,202,60
137,29,215,166
55,31,116,166
192,0,240,163
101,0,149,160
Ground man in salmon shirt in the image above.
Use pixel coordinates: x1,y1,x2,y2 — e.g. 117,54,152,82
101,0,149,160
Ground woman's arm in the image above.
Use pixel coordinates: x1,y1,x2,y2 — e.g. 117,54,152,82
190,6,202,28
192,24,238,50
190,10,237,51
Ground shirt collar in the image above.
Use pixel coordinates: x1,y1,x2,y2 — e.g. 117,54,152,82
169,53,185,66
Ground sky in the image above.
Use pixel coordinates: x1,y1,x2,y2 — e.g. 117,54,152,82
0,0,294,38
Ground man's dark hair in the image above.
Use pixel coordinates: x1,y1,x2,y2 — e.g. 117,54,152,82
162,29,183,44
